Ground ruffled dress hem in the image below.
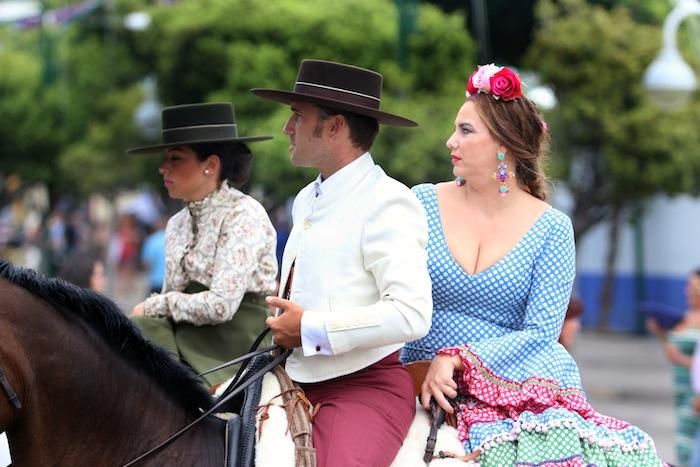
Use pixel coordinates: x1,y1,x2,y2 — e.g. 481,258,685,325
437,346,664,466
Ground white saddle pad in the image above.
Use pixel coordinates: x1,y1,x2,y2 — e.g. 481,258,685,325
250,372,478,467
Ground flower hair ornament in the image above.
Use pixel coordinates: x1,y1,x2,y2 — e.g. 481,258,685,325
466,64,523,101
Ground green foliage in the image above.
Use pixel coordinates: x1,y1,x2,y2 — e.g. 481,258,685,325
526,0,700,238
57,86,155,195
0,49,65,183
587,0,671,24
0,0,475,205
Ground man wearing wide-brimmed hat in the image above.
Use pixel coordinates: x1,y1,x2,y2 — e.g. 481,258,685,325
254,60,432,466
128,102,279,386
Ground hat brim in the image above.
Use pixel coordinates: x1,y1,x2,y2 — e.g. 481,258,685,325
250,89,418,127
127,135,273,154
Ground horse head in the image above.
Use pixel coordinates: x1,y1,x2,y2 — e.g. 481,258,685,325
0,260,226,466
0,270,31,435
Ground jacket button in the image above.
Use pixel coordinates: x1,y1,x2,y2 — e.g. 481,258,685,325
303,219,312,230
315,345,321,352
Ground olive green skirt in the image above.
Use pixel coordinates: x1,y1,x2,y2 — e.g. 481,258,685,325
132,292,269,386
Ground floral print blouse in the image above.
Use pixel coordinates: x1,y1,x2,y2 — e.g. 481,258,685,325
143,182,278,325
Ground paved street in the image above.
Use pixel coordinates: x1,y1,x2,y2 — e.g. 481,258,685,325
571,331,675,464
0,330,678,466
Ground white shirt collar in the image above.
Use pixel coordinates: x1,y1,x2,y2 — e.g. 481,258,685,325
313,152,373,198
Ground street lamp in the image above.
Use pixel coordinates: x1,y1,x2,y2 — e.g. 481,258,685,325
133,75,161,141
124,11,160,140
123,11,150,32
0,1,39,23
522,71,558,110
643,0,700,111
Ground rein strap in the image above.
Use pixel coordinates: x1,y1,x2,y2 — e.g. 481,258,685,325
0,367,21,410
121,348,292,467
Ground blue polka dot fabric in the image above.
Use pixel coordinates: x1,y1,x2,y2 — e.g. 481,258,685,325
401,183,577,386
401,183,662,465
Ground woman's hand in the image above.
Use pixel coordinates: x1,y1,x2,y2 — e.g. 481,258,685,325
420,354,462,413
131,302,146,317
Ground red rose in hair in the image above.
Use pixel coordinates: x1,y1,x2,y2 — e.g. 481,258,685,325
466,72,479,96
489,68,522,101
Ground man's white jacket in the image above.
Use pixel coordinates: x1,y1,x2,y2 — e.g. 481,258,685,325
279,153,433,383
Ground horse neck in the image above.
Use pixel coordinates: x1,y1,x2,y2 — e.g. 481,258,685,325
7,315,225,467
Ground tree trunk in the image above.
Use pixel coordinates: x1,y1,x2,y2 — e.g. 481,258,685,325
596,202,623,331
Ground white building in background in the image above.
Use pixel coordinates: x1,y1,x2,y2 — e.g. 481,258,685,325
554,186,700,333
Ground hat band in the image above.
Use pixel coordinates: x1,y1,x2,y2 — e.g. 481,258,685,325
162,124,239,144
294,81,380,109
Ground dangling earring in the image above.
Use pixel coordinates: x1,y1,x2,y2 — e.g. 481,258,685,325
455,177,466,186
493,151,514,196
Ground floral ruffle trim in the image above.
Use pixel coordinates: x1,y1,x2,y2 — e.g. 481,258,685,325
437,346,631,440
473,419,657,459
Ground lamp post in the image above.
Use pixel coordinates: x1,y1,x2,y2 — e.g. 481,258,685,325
123,11,160,140
133,75,161,141
396,0,417,70
643,0,700,111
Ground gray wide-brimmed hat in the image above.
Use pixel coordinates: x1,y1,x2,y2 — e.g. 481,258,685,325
128,102,272,154
251,59,417,127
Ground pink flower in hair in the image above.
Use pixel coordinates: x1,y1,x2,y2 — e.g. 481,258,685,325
466,64,523,101
467,63,502,96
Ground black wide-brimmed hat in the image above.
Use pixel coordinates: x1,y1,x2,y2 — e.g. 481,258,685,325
128,102,273,153
251,60,417,127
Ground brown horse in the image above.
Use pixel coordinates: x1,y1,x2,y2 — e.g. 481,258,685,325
0,260,227,466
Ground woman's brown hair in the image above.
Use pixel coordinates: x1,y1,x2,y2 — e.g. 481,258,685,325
189,142,253,189
469,93,549,200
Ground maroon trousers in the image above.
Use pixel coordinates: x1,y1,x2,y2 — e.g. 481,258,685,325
298,352,415,467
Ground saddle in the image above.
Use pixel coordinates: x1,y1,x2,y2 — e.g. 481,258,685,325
223,352,268,467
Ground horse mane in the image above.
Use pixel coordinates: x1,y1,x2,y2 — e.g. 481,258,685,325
0,260,214,413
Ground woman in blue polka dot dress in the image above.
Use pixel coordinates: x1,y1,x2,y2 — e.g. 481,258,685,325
401,64,664,466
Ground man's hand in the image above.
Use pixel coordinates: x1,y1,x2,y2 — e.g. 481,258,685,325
265,296,304,349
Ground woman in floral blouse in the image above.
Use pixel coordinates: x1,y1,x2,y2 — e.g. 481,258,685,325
128,102,278,385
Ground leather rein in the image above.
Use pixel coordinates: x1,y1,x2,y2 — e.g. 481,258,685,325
0,367,21,412
0,329,286,466
121,327,291,467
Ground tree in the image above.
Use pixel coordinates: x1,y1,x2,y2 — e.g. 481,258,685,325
0,49,67,193
0,0,476,206
137,0,476,206
526,0,700,328
0,2,160,201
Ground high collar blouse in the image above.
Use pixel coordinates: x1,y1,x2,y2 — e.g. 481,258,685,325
143,182,278,325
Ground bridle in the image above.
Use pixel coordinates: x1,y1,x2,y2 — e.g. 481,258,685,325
121,328,291,467
0,332,284,466
0,366,21,413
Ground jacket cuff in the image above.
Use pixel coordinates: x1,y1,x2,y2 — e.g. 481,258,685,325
143,294,168,318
